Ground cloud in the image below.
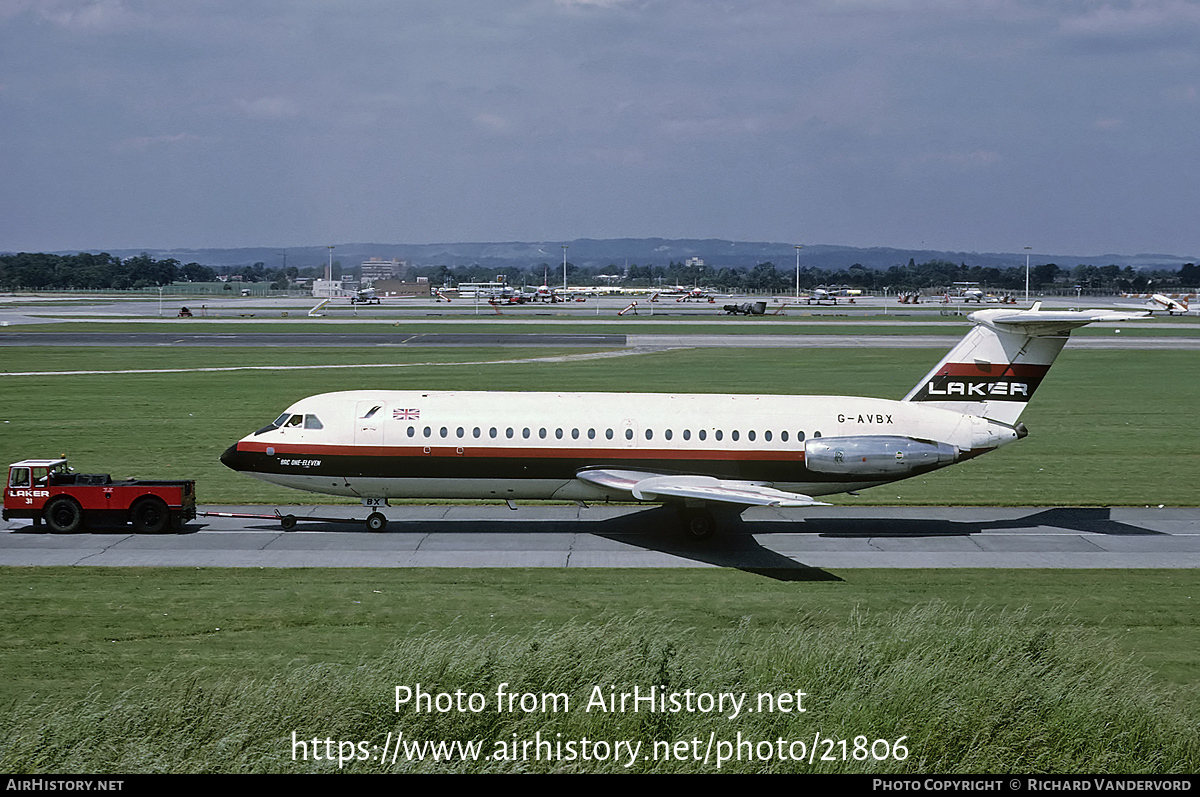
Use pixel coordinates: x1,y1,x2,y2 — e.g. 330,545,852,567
114,132,203,151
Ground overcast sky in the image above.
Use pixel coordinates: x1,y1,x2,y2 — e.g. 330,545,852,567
3,0,1198,257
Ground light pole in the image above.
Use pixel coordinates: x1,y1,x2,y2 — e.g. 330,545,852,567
561,245,569,293
794,245,802,299
326,246,335,298
1024,246,1032,303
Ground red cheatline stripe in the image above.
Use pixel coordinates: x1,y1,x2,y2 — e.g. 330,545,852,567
936,363,1050,377
237,441,805,463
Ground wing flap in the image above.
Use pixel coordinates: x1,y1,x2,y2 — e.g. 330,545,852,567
576,468,827,508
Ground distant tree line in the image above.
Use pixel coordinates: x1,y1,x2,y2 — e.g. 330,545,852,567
0,253,305,291
3,251,1198,294
413,258,1200,294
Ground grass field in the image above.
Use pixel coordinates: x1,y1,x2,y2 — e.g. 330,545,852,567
1,327,1198,773
1,568,1198,772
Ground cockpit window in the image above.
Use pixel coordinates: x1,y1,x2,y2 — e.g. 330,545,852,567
284,415,303,427
255,411,296,436
304,415,323,429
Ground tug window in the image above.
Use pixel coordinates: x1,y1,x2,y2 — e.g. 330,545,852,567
9,468,30,488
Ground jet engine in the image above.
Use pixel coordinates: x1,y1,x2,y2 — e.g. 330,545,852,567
804,435,959,477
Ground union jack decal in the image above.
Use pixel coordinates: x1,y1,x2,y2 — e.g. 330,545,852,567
393,408,420,420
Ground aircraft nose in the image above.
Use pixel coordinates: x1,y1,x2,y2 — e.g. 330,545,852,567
220,444,245,471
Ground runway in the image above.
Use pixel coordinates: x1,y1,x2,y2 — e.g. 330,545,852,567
3,505,1198,571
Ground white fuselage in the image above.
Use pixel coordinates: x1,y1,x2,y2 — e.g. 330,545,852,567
222,390,1019,503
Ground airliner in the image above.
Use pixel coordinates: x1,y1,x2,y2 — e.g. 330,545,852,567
220,304,1146,537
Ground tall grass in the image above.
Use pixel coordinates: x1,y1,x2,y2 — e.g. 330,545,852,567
2,603,1194,773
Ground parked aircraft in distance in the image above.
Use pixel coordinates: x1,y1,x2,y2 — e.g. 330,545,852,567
1119,293,1192,316
220,304,1147,538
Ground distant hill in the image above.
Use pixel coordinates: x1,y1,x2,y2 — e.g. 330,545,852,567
37,239,1198,272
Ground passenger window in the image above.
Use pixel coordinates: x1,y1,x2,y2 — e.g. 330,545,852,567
814,431,822,438
506,428,514,438
699,430,707,441
797,431,805,441
764,430,771,442
683,429,690,440
473,427,481,438
645,429,653,440
556,429,564,439
665,429,672,440
490,427,497,438
522,428,531,439
781,431,789,442
571,429,579,440
747,430,755,442
440,427,448,438
606,429,614,440
539,428,547,439
424,426,432,437
732,430,740,441
456,427,464,438
625,428,634,440
407,426,416,438
587,428,595,439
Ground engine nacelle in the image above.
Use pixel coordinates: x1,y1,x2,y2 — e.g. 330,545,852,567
804,435,959,476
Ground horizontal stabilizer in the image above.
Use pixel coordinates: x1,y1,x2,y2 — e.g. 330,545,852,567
576,468,828,508
970,304,1149,336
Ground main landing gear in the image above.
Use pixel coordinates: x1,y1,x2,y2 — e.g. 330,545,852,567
678,506,716,540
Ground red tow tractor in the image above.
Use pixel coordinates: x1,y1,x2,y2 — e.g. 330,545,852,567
3,458,197,533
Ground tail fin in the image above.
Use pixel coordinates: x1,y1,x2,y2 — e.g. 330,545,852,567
903,303,1148,425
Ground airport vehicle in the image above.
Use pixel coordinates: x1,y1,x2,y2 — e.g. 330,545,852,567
220,304,1146,538
4,459,197,533
722,301,767,316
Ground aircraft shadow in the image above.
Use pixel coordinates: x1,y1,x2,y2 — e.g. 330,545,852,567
802,507,1163,538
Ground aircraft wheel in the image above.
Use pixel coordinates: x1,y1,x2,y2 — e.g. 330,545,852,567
281,514,298,531
131,497,170,534
366,512,388,532
680,508,716,541
45,497,84,534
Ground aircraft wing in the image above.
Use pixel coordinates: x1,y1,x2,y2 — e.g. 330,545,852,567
576,468,828,508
